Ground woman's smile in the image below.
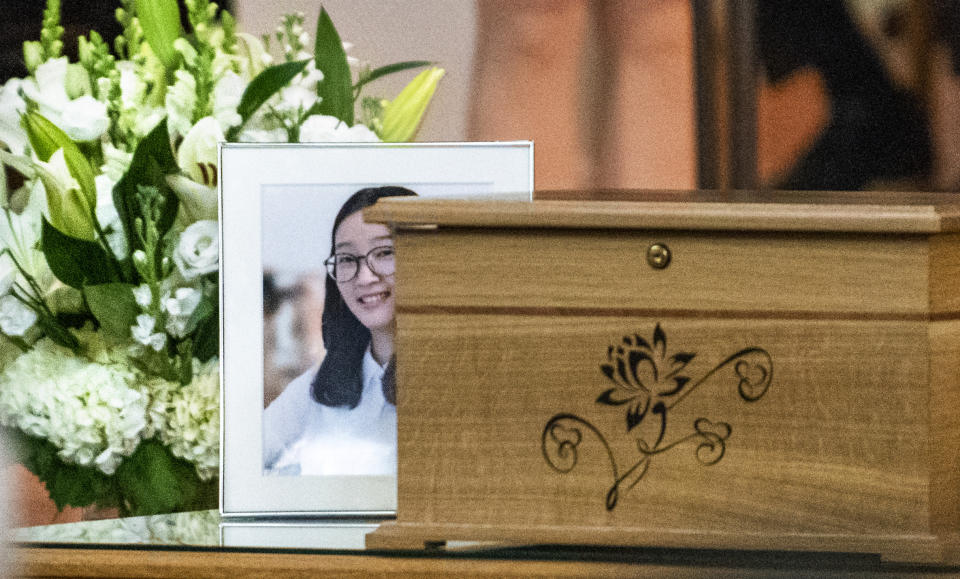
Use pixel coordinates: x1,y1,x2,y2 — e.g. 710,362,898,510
333,211,397,335
357,290,391,305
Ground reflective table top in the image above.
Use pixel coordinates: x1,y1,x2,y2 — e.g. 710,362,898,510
16,510,382,550
15,511,960,577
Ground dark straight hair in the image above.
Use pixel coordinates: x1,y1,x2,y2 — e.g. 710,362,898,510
310,186,417,408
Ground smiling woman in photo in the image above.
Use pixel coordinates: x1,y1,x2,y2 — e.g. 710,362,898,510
262,186,417,476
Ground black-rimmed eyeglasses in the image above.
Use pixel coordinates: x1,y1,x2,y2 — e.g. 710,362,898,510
323,246,396,282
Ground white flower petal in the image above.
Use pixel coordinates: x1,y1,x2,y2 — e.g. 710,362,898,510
298,115,380,143
58,96,109,142
174,220,219,280
0,294,37,336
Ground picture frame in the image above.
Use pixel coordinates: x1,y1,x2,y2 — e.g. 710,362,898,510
219,142,533,517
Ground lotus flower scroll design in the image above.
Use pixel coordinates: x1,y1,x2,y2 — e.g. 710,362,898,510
541,323,773,510
597,324,696,439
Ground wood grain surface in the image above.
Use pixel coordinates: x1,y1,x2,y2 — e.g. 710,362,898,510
12,546,712,578
365,193,960,234
364,195,960,562
17,544,960,578
394,317,931,534
392,228,933,315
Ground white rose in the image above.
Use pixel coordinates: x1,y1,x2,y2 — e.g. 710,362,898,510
23,58,71,111
22,58,108,142
174,220,219,280
0,294,37,336
57,96,109,142
298,115,379,143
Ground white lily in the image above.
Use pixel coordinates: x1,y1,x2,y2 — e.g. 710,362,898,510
0,78,27,154
35,149,96,240
166,117,222,223
0,177,51,290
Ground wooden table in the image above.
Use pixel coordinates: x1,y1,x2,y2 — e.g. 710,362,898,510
17,542,960,578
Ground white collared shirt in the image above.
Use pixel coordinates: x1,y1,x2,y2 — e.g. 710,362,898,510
263,348,397,476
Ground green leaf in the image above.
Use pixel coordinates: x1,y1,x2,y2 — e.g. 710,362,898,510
190,292,218,361
115,438,201,516
113,120,179,267
35,312,80,351
41,216,119,288
182,294,214,337
84,283,139,339
136,0,183,70
313,7,353,125
354,60,433,93
227,59,310,141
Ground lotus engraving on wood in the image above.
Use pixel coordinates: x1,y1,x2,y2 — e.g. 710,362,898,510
542,323,773,510
364,193,960,561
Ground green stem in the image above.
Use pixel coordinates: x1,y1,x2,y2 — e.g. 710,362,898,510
91,213,127,283
4,334,31,353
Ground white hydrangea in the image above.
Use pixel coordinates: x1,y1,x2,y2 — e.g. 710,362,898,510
0,335,151,475
150,359,220,480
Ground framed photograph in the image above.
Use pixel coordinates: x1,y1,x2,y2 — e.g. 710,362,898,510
219,142,533,516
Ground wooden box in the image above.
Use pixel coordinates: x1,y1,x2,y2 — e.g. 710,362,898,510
364,191,960,562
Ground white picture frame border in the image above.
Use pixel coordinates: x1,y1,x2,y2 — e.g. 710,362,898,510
219,142,533,517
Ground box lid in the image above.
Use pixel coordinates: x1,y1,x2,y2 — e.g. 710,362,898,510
365,190,960,234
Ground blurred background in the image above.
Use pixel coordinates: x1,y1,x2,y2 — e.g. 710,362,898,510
4,0,958,193
2,0,958,526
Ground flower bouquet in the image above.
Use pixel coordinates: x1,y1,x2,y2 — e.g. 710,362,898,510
0,0,443,516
